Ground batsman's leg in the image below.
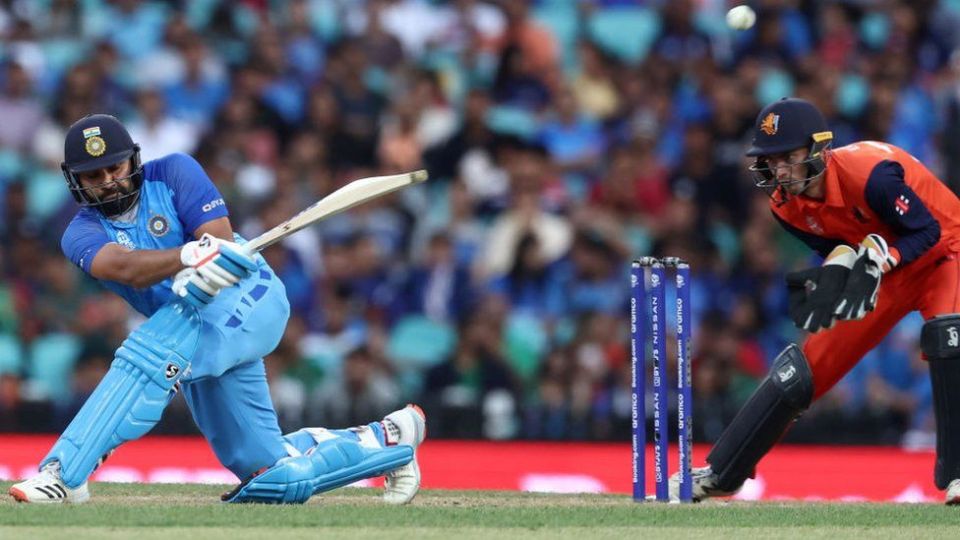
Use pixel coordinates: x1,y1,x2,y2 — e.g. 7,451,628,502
184,358,422,504
282,404,427,504
181,359,291,481
9,302,201,503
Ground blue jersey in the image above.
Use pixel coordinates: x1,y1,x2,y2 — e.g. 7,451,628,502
61,153,229,316
60,153,290,378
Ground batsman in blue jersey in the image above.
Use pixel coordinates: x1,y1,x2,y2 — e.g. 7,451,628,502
9,114,425,505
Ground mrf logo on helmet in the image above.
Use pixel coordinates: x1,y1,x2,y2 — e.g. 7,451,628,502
746,98,833,205
61,114,144,218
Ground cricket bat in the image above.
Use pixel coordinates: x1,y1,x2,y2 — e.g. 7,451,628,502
245,169,428,253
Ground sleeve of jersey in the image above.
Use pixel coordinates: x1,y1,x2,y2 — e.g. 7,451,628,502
863,160,941,266
163,153,229,234
61,217,111,275
770,212,843,258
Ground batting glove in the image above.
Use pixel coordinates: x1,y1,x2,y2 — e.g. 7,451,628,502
180,233,257,289
171,268,217,307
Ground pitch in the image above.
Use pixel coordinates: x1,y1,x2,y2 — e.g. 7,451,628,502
1,482,958,539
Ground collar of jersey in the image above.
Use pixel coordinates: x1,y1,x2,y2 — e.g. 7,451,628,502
821,154,845,208
100,201,141,229
795,154,844,208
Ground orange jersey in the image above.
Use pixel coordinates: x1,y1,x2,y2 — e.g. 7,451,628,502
771,141,960,268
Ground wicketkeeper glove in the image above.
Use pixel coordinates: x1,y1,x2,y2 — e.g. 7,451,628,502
180,233,257,289
832,234,896,321
786,244,857,333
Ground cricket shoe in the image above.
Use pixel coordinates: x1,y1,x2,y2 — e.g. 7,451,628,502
668,466,741,502
9,461,90,504
946,479,960,505
381,404,426,504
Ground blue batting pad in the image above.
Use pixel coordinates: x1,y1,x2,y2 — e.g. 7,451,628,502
225,429,412,504
42,301,201,488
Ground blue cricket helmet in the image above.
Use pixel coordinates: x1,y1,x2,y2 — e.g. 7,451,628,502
746,98,832,157
61,114,143,217
746,98,834,199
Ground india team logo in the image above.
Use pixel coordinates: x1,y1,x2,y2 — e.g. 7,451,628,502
85,135,106,157
148,215,170,237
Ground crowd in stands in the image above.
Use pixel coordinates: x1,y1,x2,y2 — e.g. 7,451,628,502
0,0,956,448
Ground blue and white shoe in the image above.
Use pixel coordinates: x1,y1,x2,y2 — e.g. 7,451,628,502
382,404,426,504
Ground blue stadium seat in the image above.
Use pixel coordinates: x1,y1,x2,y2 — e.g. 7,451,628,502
0,150,24,183
41,39,90,77
27,170,70,222
387,315,456,370
0,334,24,376
487,105,540,139
28,333,82,403
586,7,661,65
532,3,581,72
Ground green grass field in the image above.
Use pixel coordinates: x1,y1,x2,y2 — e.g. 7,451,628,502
2,483,960,539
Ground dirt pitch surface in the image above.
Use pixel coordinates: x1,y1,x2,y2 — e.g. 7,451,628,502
2,482,960,539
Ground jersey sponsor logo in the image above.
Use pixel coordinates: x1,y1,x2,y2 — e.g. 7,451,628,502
202,198,225,213
115,231,135,249
760,113,780,136
148,215,170,237
895,195,910,216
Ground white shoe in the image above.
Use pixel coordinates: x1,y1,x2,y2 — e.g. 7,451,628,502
9,461,90,504
381,404,426,504
946,479,960,505
668,466,740,503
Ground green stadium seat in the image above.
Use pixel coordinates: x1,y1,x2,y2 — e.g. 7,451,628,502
503,312,547,384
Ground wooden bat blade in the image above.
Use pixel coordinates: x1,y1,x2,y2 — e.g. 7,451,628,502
246,169,428,253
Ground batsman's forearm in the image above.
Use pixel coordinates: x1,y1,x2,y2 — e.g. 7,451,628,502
99,247,184,289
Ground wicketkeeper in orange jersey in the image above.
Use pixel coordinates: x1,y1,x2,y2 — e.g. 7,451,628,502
671,97,960,505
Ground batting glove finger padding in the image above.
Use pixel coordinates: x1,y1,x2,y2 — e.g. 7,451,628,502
171,268,218,307
833,235,890,321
